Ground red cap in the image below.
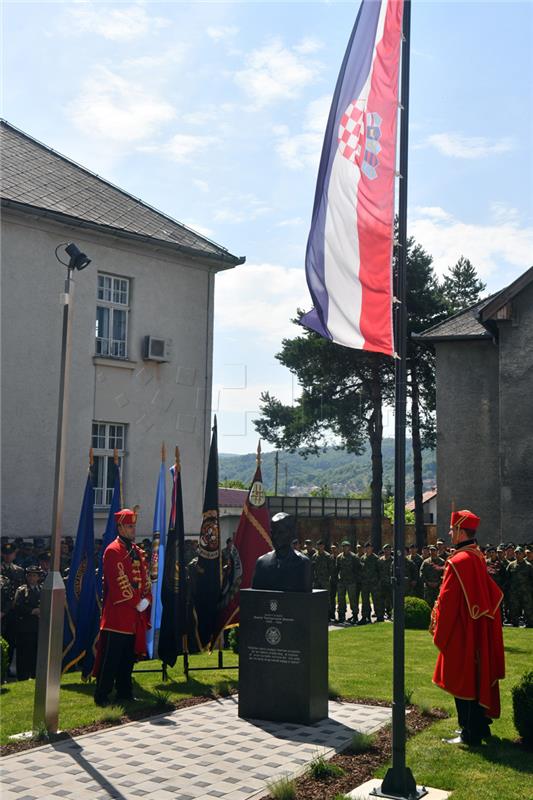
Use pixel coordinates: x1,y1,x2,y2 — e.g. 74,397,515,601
450,509,480,532
114,508,137,526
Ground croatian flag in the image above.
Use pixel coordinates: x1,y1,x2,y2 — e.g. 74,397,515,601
302,0,404,356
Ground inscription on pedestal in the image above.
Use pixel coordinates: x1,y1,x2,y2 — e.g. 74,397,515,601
238,589,328,725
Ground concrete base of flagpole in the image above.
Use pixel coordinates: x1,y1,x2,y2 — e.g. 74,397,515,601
346,779,449,800
33,570,65,734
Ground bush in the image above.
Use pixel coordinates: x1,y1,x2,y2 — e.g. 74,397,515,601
512,669,533,744
404,596,431,630
227,626,239,654
349,731,375,753
0,636,9,683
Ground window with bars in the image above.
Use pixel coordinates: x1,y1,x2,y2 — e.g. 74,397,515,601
95,273,130,358
92,422,126,507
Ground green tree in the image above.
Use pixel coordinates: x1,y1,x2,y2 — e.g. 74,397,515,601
383,496,415,524
404,238,446,547
440,256,486,314
219,479,248,489
309,483,332,498
255,321,394,548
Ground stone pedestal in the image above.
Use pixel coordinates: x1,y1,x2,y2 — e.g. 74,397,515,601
238,588,328,725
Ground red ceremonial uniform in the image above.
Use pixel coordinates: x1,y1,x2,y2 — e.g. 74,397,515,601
432,542,505,719
100,537,152,656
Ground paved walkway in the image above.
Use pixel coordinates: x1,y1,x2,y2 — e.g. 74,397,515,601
2,697,391,800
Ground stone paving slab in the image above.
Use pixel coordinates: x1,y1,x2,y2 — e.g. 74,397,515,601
1,697,391,800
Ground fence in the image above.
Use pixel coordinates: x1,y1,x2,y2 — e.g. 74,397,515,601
267,495,379,519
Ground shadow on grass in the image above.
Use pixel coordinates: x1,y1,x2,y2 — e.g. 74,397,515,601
505,646,530,655
476,736,533,774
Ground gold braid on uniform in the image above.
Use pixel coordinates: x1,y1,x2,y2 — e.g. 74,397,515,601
429,596,438,635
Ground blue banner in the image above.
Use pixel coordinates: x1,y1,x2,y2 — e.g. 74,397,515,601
146,462,167,659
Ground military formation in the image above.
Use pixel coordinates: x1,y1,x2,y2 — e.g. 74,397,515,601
297,536,533,627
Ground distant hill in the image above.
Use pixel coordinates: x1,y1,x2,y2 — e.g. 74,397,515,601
219,439,436,500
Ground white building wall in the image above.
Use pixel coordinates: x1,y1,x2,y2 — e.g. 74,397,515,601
1,209,223,540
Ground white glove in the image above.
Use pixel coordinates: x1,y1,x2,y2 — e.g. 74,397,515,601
136,598,149,612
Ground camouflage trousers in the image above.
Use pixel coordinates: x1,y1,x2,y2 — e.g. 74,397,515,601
361,585,384,621
509,588,533,627
381,584,393,616
337,582,359,622
424,586,440,608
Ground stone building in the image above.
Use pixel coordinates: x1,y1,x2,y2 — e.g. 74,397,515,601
1,120,244,539
415,266,533,545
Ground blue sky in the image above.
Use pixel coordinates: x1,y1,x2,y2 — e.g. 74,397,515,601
3,1,532,453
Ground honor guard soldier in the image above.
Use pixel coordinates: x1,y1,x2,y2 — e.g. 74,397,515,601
93,508,152,706
420,545,445,608
486,545,508,601
336,540,361,624
408,544,424,597
432,510,505,746
13,565,43,680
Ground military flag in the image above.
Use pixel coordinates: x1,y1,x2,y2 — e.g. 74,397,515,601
213,442,271,642
301,0,404,356
158,449,191,665
96,457,121,603
146,447,167,659
62,462,99,675
191,419,222,650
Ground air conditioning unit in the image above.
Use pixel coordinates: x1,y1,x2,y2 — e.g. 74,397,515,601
143,336,169,362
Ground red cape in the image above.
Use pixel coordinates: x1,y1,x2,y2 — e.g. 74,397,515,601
432,544,505,718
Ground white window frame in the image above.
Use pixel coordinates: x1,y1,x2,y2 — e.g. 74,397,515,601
92,422,126,508
95,273,130,359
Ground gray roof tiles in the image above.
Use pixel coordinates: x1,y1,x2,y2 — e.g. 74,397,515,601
414,296,495,341
0,120,243,266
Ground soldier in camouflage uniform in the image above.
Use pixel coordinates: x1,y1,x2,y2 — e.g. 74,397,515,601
507,547,533,627
404,549,419,597
329,543,339,620
359,541,383,624
379,544,393,619
408,544,424,597
486,545,508,598
312,540,334,617
1,542,25,666
336,540,361,624
420,545,445,608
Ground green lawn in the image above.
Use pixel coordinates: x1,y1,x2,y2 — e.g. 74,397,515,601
1,627,532,800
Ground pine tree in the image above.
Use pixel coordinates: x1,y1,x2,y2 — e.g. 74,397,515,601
441,256,486,314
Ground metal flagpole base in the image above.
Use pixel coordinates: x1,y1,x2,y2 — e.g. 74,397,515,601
33,570,65,733
370,768,428,799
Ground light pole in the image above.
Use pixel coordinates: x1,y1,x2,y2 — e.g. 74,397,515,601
33,243,91,733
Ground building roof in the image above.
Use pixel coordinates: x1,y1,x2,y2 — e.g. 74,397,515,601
405,488,437,512
218,487,248,508
413,296,494,342
414,266,533,343
0,120,244,268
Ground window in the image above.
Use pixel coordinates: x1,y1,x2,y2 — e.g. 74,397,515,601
92,422,126,507
95,273,130,358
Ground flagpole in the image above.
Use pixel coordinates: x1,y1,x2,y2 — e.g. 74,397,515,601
376,1,425,799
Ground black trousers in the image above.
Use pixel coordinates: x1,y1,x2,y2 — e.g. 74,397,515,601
15,632,38,680
455,698,491,744
94,631,135,704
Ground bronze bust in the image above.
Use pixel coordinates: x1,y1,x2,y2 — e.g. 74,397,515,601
251,513,312,592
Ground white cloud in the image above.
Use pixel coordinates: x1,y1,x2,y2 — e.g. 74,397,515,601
147,133,217,163
274,94,331,170
426,133,514,159
207,25,239,41
277,217,304,227
66,2,169,42
294,37,323,55
214,194,271,224
414,206,453,221
234,38,321,108
215,262,308,343
182,103,235,126
411,206,533,281
68,66,175,141
193,179,209,193
122,46,187,70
